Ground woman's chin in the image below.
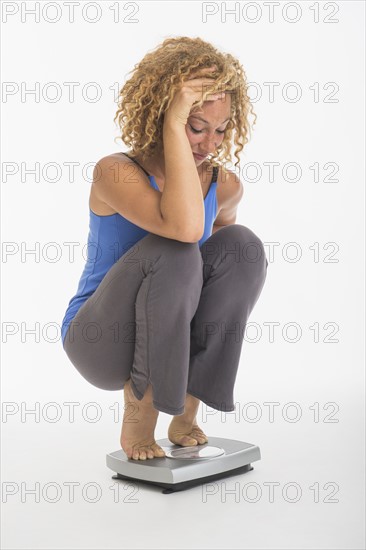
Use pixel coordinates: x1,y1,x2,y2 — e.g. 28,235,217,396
193,153,206,163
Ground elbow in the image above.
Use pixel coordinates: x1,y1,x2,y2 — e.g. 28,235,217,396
181,227,204,243
174,225,204,244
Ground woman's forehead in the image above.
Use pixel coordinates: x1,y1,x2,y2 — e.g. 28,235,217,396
190,97,232,123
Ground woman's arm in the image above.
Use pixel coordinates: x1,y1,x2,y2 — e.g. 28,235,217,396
160,120,205,241
160,67,225,241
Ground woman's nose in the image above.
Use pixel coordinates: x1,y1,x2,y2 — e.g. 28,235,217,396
200,134,218,152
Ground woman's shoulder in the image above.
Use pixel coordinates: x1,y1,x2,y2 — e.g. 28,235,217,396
89,152,142,216
99,151,133,164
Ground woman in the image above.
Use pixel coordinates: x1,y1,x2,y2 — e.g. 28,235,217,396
61,36,268,461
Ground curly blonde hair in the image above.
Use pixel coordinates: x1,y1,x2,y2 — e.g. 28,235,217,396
113,36,257,169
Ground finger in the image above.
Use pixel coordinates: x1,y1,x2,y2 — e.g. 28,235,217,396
184,79,219,89
206,94,225,101
186,67,217,81
184,76,214,84
190,66,216,74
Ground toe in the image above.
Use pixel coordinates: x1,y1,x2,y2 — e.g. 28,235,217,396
191,429,208,444
182,436,197,446
152,444,166,457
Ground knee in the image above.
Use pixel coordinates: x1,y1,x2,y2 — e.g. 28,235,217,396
234,224,268,270
221,223,263,244
212,223,268,269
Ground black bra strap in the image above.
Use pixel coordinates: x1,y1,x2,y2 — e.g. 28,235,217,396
123,153,150,178
211,165,219,184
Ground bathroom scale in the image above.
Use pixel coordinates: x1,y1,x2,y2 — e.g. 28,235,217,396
106,436,261,494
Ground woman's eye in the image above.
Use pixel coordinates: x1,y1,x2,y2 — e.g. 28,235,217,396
189,125,203,134
189,125,226,135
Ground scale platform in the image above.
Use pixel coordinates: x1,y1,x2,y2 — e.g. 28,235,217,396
106,436,261,494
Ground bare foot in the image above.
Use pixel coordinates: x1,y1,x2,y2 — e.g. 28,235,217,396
168,393,209,447
120,379,166,460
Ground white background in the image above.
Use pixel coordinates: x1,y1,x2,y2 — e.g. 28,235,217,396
1,1,365,549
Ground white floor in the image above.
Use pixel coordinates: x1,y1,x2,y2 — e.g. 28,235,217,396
1,377,364,550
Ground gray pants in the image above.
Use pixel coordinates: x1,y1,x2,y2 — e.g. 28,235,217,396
62,224,268,416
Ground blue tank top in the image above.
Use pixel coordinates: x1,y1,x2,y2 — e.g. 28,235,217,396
61,158,218,345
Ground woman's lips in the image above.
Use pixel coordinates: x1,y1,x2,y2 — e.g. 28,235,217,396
193,153,206,160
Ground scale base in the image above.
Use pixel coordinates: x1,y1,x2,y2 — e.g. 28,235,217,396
107,436,260,494
111,463,253,494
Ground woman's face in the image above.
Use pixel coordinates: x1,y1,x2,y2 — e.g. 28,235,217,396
186,93,232,164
